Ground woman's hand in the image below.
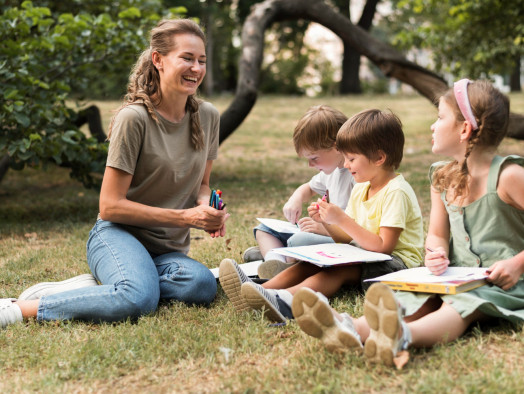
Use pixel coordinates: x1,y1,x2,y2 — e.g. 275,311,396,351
297,217,324,234
425,247,450,276
486,257,524,290
185,205,229,232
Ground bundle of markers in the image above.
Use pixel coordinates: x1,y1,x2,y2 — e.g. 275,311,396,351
209,189,226,210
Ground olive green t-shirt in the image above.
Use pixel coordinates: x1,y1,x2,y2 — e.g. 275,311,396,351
106,101,219,255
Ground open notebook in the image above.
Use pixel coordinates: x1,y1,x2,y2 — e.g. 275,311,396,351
365,266,488,294
272,243,391,267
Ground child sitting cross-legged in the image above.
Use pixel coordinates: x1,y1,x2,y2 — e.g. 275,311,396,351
292,79,524,368
219,109,424,323
243,105,355,280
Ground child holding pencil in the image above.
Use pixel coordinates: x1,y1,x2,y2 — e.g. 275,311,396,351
243,105,355,279
220,109,424,323
292,79,524,368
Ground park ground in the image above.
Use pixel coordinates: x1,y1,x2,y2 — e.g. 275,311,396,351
1,94,523,392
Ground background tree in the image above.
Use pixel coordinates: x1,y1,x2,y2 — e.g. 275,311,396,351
332,0,381,94
219,0,524,142
386,0,524,91
0,1,184,186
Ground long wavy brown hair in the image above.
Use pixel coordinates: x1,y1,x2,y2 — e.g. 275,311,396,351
108,19,206,151
432,80,510,203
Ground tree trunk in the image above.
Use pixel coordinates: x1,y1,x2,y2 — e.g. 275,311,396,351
509,56,521,92
340,42,362,94
0,154,10,184
339,0,380,94
203,0,215,96
219,0,524,143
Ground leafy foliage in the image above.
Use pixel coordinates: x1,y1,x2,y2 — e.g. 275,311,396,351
386,0,524,78
0,1,184,188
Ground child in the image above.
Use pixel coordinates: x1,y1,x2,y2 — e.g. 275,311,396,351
245,105,355,279
292,79,524,368
219,109,424,322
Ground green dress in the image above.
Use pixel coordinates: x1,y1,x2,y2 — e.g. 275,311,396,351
396,155,524,325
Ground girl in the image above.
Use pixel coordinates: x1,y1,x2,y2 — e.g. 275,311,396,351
1,19,229,329
292,79,524,367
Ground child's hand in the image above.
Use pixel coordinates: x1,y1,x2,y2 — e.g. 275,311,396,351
486,257,524,290
283,198,302,225
424,247,449,276
297,217,324,234
307,202,323,223
317,200,344,225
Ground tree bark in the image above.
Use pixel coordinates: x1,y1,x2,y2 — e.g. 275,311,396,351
509,56,521,92
219,0,524,142
339,0,380,94
0,154,9,184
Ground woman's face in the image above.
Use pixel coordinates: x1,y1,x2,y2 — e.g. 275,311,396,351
156,33,206,97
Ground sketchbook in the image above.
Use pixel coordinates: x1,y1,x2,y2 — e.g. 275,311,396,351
272,243,391,267
256,218,301,234
364,266,488,294
210,260,262,279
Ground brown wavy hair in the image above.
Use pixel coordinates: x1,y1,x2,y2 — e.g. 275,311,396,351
336,109,404,170
293,105,348,153
108,19,206,150
432,80,510,201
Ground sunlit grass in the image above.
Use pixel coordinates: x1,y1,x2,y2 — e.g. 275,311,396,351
1,93,523,392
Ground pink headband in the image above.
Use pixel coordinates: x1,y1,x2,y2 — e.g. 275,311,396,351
453,79,478,130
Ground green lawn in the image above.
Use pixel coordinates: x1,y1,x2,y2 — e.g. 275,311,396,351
1,93,523,392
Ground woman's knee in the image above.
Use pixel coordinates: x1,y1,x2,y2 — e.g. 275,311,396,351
184,270,217,305
113,283,160,320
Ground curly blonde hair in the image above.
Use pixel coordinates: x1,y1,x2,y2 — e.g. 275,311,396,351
108,19,206,151
432,80,510,201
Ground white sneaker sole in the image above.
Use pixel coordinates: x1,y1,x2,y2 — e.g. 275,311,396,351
218,259,250,312
292,287,362,353
363,283,402,366
241,282,286,323
18,274,98,301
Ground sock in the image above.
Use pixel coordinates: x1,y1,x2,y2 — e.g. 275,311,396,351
275,289,293,306
265,251,286,263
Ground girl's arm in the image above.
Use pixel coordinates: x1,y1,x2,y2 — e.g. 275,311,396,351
99,162,227,232
283,183,317,224
486,252,524,290
487,163,524,289
317,200,402,254
425,187,451,275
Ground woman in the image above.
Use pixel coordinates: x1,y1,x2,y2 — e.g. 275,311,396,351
1,19,228,328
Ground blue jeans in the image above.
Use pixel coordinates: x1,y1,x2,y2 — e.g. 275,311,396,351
37,220,216,322
254,223,334,248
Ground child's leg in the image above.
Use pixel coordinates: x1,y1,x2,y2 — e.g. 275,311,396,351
408,302,485,347
286,265,362,297
262,262,322,290
255,230,284,258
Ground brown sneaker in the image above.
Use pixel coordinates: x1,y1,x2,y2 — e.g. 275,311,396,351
257,259,296,279
242,246,263,263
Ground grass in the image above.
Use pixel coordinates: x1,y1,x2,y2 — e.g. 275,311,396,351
1,93,524,392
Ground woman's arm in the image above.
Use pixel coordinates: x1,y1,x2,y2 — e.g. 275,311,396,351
99,164,226,231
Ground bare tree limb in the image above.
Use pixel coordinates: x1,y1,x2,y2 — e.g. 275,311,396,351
219,0,524,142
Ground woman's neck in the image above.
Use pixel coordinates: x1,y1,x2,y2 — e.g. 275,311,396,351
154,92,188,123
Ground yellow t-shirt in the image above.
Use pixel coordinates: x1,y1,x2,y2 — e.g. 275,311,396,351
345,174,423,268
